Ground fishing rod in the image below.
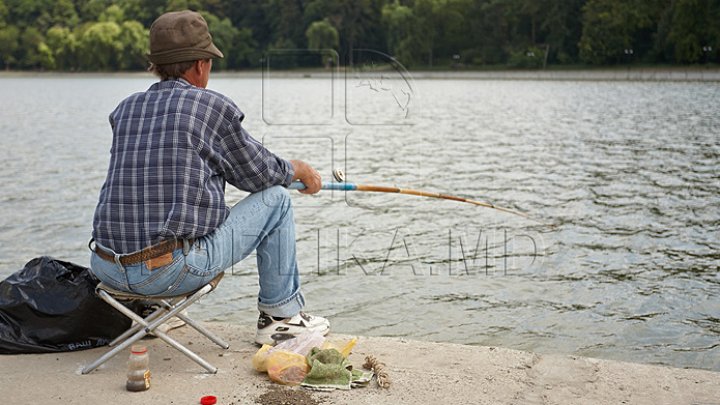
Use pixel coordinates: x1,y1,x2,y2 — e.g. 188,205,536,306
288,169,529,219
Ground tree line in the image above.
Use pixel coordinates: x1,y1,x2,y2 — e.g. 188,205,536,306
0,0,717,71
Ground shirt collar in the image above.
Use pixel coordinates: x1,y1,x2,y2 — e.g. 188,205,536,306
175,77,192,86
151,77,193,91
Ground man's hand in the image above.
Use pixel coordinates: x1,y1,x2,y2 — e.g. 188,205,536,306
290,160,322,194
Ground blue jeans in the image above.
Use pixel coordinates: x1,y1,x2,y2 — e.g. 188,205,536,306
90,186,305,318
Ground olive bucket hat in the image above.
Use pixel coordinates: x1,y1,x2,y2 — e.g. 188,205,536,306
147,10,224,64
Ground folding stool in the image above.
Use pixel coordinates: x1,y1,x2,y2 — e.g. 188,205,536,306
82,273,229,374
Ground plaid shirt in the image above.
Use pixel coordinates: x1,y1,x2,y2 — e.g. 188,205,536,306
92,78,294,254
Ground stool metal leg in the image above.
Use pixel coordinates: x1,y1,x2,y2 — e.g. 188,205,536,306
82,323,150,374
109,305,168,346
83,284,223,374
161,299,230,349
152,329,217,373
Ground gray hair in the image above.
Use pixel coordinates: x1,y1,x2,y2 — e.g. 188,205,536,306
148,60,197,81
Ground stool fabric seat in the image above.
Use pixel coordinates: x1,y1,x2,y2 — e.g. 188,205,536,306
81,273,229,374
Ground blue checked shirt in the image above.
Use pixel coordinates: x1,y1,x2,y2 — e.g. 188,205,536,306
92,78,294,254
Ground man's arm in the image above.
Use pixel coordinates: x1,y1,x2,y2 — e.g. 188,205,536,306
216,111,321,195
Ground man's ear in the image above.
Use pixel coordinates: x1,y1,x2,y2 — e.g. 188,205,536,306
194,60,204,75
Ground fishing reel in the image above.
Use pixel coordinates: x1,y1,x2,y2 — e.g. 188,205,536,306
332,168,346,182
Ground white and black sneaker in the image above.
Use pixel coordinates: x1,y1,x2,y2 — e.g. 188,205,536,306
136,304,187,338
254,311,330,345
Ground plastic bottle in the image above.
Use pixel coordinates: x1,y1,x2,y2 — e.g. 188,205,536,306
126,345,151,392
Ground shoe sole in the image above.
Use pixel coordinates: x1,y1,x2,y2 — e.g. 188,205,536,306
254,324,330,346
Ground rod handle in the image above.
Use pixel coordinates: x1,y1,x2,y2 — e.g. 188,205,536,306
288,181,356,191
288,181,307,190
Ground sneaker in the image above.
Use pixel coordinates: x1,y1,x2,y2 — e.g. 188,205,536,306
135,304,187,338
156,311,187,334
254,312,330,345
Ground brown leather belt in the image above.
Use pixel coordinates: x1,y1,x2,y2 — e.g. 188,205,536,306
94,239,193,267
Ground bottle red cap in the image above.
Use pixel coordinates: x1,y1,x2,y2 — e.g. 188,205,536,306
130,345,147,354
200,395,217,405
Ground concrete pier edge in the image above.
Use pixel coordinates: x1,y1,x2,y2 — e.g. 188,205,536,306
1,322,718,404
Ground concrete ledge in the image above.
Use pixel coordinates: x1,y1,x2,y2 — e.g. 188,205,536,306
1,322,718,404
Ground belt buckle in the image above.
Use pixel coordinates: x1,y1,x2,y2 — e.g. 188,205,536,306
145,252,174,271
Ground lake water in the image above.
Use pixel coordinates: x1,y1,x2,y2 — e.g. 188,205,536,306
0,72,718,371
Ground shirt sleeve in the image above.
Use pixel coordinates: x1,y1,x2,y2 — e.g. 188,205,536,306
217,112,294,193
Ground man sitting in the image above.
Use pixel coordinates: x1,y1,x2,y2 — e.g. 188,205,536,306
89,10,328,345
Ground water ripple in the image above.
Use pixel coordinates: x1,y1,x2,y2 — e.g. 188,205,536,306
0,76,718,371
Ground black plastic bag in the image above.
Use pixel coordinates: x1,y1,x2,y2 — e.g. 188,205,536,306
0,256,132,354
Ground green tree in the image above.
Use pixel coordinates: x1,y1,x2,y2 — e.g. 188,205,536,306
268,36,300,68
539,0,585,63
507,46,546,68
20,26,45,68
472,0,513,65
304,0,381,63
47,0,80,28
266,0,306,50
384,0,463,67
118,20,148,69
306,19,338,67
0,0,9,26
46,25,78,70
578,0,626,65
114,0,165,26
305,19,339,50
166,0,205,12
663,0,720,63
517,0,542,44
413,0,463,66
78,21,122,70
479,0,585,66
6,0,45,27
37,41,55,69
381,1,413,56
229,27,257,68
78,0,113,22
579,0,665,65
99,4,125,23
0,25,19,69
3,0,719,70
225,0,271,56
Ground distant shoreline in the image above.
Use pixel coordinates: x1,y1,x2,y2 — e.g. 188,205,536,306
1,68,719,82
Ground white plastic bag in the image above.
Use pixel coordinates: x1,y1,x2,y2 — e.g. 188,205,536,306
272,330,326,357
252,330,326,373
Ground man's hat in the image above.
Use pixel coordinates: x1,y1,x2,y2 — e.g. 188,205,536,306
147,10,224,64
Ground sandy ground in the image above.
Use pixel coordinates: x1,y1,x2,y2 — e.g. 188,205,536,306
1,322,719,405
